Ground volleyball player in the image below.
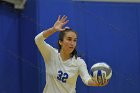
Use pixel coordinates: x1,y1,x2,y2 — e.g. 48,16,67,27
35,15,108,93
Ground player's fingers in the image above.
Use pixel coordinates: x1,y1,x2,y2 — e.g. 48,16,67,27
102,79,109,86
57,15,61,21
63,20,69,25
61,15,67,22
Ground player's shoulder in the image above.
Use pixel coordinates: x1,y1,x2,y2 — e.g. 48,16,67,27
76,57,84,62
45,43,58,53
74,57,86,66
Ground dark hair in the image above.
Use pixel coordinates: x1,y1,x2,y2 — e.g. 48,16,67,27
58,28,78,59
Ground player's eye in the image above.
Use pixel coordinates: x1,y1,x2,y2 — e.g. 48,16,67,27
67,38,71,41
67,37,72,41
74,39,77,42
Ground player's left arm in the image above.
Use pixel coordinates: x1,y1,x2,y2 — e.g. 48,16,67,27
78,59,109,87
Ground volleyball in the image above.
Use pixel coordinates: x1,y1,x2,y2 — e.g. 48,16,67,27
90,62,112,84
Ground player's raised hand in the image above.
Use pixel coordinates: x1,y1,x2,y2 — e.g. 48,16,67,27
53,15,69,31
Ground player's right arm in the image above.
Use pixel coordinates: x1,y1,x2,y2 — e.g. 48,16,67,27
34,31,55,63
34,15,69,63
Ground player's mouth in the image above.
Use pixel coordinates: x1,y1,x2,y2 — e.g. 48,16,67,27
69,47,74,49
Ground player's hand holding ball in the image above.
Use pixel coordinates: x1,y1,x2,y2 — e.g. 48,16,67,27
90,62,112,86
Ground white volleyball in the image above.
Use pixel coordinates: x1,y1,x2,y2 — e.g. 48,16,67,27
90,62,112,84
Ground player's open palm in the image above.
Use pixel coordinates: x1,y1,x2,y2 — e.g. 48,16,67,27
53,15,69,31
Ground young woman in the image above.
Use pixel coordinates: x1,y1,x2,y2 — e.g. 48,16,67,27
35,15,108,93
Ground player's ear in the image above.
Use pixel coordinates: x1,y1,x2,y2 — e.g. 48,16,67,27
59,40,62,46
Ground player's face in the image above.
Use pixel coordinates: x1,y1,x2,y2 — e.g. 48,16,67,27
59,32,77,54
